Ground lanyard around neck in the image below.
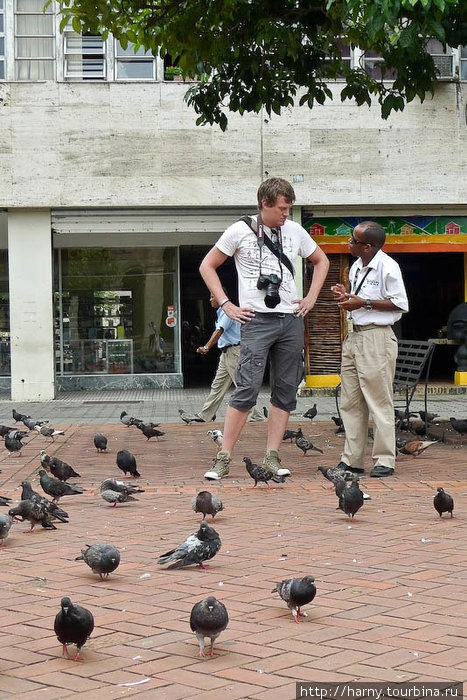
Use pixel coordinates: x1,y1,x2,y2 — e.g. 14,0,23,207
352,267,371,296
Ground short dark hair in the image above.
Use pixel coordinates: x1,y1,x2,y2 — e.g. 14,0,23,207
257,178,295,208
356,221,386,249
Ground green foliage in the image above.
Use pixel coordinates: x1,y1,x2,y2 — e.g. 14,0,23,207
51,0,467,129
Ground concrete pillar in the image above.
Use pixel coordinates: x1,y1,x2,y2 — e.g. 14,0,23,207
8,210,55,401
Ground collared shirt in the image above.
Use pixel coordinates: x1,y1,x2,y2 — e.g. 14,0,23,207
215,309,240,349
349,248,409,326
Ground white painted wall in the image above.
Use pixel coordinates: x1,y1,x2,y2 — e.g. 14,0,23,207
0,81,465,209
8,210,55,401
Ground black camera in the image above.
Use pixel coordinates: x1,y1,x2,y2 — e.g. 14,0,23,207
257,273,281,308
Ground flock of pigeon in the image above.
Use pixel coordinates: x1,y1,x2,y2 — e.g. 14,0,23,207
0,401,462,662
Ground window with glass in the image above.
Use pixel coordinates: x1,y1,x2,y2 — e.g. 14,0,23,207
460,46,467,81
115,40,156,80
64,30,105,80
361,49,397,80
14,0,55,80
54,248,179,375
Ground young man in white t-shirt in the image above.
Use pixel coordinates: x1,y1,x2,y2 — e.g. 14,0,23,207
199,177,329,480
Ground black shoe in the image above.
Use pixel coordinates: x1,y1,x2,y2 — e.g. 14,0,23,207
370,465,394,478
337,461,364,474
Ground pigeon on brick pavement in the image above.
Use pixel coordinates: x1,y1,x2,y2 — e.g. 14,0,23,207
303,404,317,421
134,421,165,440
93,434,108,452
100,478,145,496
0,514,12,545
339,476,365,521
38,470,84,503
116,450,140,478
243,457,286,487
54,597,94,661
40,451,81,481
100,489,138,507
433,487,454,518
191,491,224,519
190,596,228,657
295,428,323,455
272,576,316,623
157,520,221,570
75,543,121,579
178,409,205,424
9,500,60,531
20,480,69,522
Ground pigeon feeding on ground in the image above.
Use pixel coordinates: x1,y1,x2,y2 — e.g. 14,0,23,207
418,410,439,423
54,597,94,661
339,476,365,521
433,487,454,518
40,451,81,482
192,491,224,519
331,415,345,434
100,489,138,507
450,417,467,434
190,596,229,657
116,450,140,478
23,417,48,431
178,409,205,425
100,478,145,496
0,425,16,437
38,426,65,441
120,410,139,426
242,457,286,487
303,404,317,421
0,514,12,545
93,434,108,452
134,421,165,440
20,481,69,523
157,520,221,570
294,429,324,455
282,428,301,443
9,500,61,531
12,409,30,423
317,465,353,484
38,470,84,503
4,430,27,456
75,543,121,579
397,439,438,457
207,430,223,448
272,576,317,623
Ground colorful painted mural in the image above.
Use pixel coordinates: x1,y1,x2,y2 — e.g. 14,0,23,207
302,216,467,238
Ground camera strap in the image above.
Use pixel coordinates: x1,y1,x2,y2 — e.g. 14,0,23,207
239,215,295,277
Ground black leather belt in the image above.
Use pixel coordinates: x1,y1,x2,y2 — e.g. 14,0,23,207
221,343,240,353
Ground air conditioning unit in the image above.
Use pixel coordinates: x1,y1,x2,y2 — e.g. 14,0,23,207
431,54,455,80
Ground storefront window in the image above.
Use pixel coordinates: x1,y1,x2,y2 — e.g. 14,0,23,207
54,248,179,375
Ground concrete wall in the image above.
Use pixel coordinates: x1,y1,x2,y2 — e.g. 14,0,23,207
0,81,465,209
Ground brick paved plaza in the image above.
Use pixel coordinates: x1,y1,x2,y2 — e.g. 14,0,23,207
0,417,466,698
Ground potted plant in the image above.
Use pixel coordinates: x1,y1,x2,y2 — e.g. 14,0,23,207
164,66,183,81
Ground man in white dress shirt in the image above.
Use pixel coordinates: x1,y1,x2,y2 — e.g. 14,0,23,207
331,221,409,478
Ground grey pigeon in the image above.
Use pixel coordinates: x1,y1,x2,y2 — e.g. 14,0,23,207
419,410,439,423
75,543,121,579
157,520,221,570
39,425,65,440
243,456,286,487
116,450,140,478
38,469,84,503
100,489,138,507
20,480,69,522
272,575,317,623
120,410,136,426
295,428,323,455
190,596,228,657
23,417,47,430
317,464,353,484
0,495,11,506
54,597,94,661
4,430,26,456
283,428,301,443
207,429,223,448
93,434,108,452
134,421,165,440
12,409,29,422
0,514,12,545
0,425,16,437
100,478,145,496
339,476,365,521
450,417,467,434
433,487,454,518
303,404,317,421
40,451,80,481
178,408,205,425
9,500,59,531
191,491,224,519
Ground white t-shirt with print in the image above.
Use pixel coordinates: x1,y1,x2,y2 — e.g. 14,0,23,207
216,216,316,313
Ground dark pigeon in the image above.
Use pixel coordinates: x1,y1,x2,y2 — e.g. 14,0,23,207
450,417,467,434
75,543,121,579
339,476,365,521
40,451,81,481
317,465,353,485
134,421,165,440
39,426,65,441
9,500,59,531
116,450,140,478
0,425,16,437
190,596,228,657
243,457,286,487
0,495,11,507
94,434,108,452
100,478,145,496
191,491,224,519
38,469,84,503
295,428,323,455
20,480,69,522
157,520,221,570
283,428,301,443
272,575,317,623
0,514,12,545
303,404,317,421
4,430,27,456
54,597,94,661
12,409,30,423
419,410,439,423
433,487,454,518
178,408,205,425
100,489,138,507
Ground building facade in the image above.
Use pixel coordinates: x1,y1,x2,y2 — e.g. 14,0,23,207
1,1,467,399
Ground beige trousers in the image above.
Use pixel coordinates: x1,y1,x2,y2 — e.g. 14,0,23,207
198,346,263,422
340,326,398,470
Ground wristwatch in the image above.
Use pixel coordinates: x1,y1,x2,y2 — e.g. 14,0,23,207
364,299,373,310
